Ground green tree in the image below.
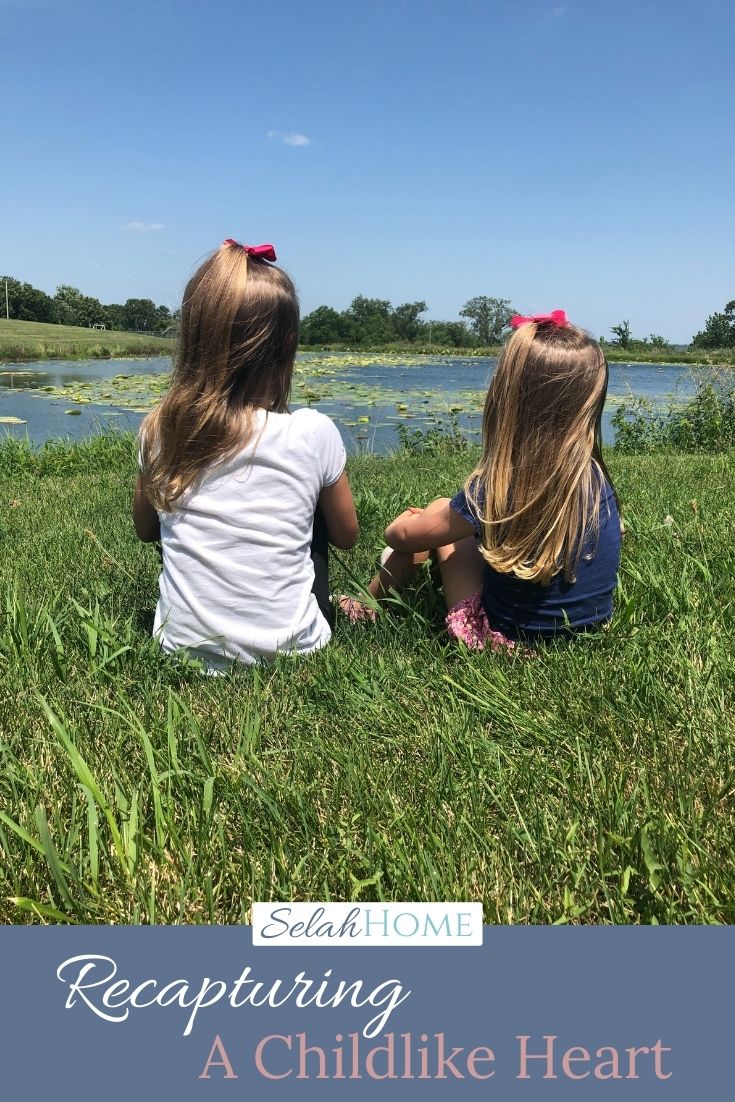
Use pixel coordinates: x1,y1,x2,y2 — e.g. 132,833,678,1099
348,295,392,322
54,285,105,327
102,304,126,331
459,297,513,344
691,306,735,349
121,297,159,332
647,334,672,350
610,320,632,349
694,313,734,348
347,296,395,344
421,320,469,347
392,301,427,341
154,304,173,333
300,305,351,345
0,276,58,322
443,321,470,347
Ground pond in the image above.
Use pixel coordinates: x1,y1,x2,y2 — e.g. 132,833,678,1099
0,352,724,453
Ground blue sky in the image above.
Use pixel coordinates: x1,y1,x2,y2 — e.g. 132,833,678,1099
1,0,732,341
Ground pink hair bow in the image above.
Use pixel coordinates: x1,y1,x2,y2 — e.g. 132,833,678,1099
510,309,569,329
222,239,277,261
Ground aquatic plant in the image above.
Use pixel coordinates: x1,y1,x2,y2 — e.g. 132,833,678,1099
613,374,735,453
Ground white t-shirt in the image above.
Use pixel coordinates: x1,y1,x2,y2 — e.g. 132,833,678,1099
149,408,346,671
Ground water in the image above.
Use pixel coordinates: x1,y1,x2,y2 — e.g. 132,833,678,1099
0,357,168,443
0,353,721,453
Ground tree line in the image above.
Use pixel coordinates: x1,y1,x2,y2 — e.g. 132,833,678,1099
0,276,176,334
3,273,733,350
300,295,514,347
608,304,735,351
1,276,516,346
302,296,735,350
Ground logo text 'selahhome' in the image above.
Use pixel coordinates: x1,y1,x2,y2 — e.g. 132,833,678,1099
252,903,483,947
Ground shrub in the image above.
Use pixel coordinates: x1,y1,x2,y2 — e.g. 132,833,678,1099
613,375,735,453
396,412,476,456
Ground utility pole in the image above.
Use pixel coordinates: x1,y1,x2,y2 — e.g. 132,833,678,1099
4,279,8,320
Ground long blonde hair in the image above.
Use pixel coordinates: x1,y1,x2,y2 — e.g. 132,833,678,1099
139,242,299,511
466,320,615,585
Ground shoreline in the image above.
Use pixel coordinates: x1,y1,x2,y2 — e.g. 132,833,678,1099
300,346,733,368
2,346,732,369
0,347,172,365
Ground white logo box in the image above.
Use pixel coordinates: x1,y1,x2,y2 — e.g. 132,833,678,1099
252,903,483,947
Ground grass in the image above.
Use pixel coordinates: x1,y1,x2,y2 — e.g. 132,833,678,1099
0,433,733,925
614,376,735,453
300,341,735,366
0,318,173,363
603,346,735,366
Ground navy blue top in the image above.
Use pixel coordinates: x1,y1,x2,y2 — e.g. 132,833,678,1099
449,478,621,641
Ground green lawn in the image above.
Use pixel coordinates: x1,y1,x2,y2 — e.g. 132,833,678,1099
0,434,733,924
0,318,173,362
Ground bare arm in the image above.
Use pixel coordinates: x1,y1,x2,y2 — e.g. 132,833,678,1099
318,471,359,549
385,500,476,553
133,473,161,543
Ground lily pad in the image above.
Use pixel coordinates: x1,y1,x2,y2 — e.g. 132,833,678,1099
0,416,27,424
64,409,82,416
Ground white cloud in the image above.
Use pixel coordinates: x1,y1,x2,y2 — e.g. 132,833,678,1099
550,5,566,18
124,221,165,232
268,130,311,147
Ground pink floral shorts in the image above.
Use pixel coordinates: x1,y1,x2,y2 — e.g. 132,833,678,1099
445,591,519,653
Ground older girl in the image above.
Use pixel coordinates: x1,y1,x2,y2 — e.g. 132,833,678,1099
134,240,358,671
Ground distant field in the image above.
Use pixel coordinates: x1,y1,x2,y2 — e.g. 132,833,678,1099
0,318,173,362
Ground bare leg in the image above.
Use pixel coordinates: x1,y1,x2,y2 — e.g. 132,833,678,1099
366,548,430,600
339,549,430,619
339,498,450,619
366,496,452,600
436,535,485,610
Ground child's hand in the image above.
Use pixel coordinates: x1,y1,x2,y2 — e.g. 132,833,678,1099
389,506,424,526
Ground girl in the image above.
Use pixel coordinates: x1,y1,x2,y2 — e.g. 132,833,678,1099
345,311,621,649
134,239,358,671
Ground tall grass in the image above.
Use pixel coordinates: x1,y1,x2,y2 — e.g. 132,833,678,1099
0,434,733,924
0,318,172,363
300,342,735,365
613,375,735,453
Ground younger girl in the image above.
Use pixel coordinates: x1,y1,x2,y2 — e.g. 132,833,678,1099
134,239,358,671
348,311,621,649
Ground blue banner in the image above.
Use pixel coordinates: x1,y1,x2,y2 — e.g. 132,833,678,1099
0,925,730,1096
